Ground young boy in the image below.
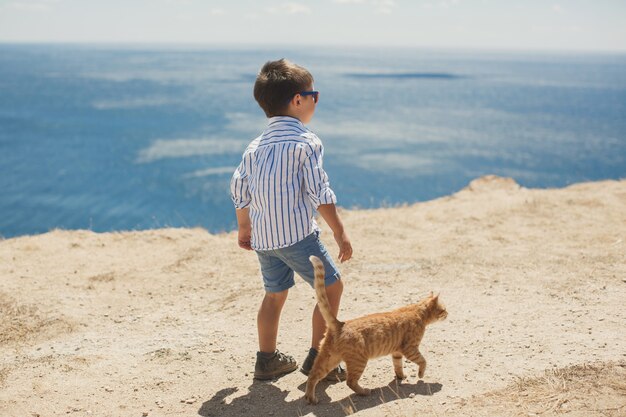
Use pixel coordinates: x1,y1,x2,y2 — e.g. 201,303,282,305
230,59,352,380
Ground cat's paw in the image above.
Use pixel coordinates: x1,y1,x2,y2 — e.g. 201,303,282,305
305,393,319,405
395,373,406,380
357,388,371,396
418,368,425,378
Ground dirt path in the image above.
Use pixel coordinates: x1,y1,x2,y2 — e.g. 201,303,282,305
1,176,625,416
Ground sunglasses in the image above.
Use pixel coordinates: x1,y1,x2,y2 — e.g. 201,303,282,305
297,90,319,104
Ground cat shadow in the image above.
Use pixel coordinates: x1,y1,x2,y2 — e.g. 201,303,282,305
198,379,443,417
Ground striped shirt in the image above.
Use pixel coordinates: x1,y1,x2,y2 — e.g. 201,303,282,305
230,116,337,251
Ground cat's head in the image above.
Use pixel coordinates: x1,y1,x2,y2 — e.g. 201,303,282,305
428,292,448,322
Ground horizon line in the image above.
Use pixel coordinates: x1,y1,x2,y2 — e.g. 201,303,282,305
1,40,625,55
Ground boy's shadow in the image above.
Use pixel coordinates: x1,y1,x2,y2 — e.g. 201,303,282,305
198,379,442,417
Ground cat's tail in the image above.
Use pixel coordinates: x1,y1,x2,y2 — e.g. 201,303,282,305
309,256,341,333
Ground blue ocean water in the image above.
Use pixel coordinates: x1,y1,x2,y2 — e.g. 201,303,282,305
1,44,625,238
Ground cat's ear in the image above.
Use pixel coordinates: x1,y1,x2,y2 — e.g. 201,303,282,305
432,293,439,302
429,291,434,298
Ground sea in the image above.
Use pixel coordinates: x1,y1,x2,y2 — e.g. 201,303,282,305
1,44,625,238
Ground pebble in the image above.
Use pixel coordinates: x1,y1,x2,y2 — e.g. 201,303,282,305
409,393,416,398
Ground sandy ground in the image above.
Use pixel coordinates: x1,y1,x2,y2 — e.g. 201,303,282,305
1,175,625,417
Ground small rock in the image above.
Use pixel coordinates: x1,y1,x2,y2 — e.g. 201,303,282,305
104,386,113,393
142,412,149,417
409,393,416,399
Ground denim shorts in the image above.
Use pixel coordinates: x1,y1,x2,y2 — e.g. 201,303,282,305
255,231,341,293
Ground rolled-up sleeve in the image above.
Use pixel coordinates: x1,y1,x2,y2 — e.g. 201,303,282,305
230,153,252,209
302,142,337,208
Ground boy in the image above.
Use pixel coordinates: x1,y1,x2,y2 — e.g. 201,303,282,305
230,59,352,380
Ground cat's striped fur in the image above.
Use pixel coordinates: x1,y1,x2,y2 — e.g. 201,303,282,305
305,255,448,404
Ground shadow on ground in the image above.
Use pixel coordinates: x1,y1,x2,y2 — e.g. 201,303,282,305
199,379,442,417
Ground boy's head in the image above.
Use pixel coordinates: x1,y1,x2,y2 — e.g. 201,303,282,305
254,59,317,122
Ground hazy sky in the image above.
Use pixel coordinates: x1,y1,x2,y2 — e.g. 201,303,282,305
1,0,625,51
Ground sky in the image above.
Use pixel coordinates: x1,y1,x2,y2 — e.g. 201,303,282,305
0,0,625,52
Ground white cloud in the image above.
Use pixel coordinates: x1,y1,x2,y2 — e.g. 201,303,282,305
175,12,195,22
268,2,311,14
439,0,460,8
373,0,396,14
552,4,563,13
335,0,395,13
244,12,261,20
419,0,460,10
7,0,60,12
164,0,194,5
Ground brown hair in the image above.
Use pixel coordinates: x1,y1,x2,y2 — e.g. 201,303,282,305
253,59,314,117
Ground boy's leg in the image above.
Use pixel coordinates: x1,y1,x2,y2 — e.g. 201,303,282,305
311,279,343,350
269,232,344,379
302,279,345,381
254,290,298,379
254,251,298,380
258,289,289,353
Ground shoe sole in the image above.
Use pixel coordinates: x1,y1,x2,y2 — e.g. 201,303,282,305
253,364,298,380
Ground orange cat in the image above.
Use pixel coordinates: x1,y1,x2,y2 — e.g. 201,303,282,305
304,256,448,404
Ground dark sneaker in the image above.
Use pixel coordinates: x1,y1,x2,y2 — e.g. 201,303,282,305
253,350,297,380
300,348,346,382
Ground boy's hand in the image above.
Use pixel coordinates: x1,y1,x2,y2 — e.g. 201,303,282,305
334,231,352,263
235,208,252,251
238,228,252,250
317,203,352,263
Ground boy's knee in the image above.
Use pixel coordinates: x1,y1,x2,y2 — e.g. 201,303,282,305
326,279,343,297
264,289,289,302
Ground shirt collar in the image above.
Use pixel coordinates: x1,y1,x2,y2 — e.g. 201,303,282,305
267,115,305,128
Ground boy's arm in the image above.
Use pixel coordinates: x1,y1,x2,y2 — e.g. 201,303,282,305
301,141,351,262
231,152,253,251
317,203,352,263
235,208,252,251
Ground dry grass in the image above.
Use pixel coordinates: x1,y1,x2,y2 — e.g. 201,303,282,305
0,366,8,386
87,272,115,282
0,292,74,345
472,361,626,416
